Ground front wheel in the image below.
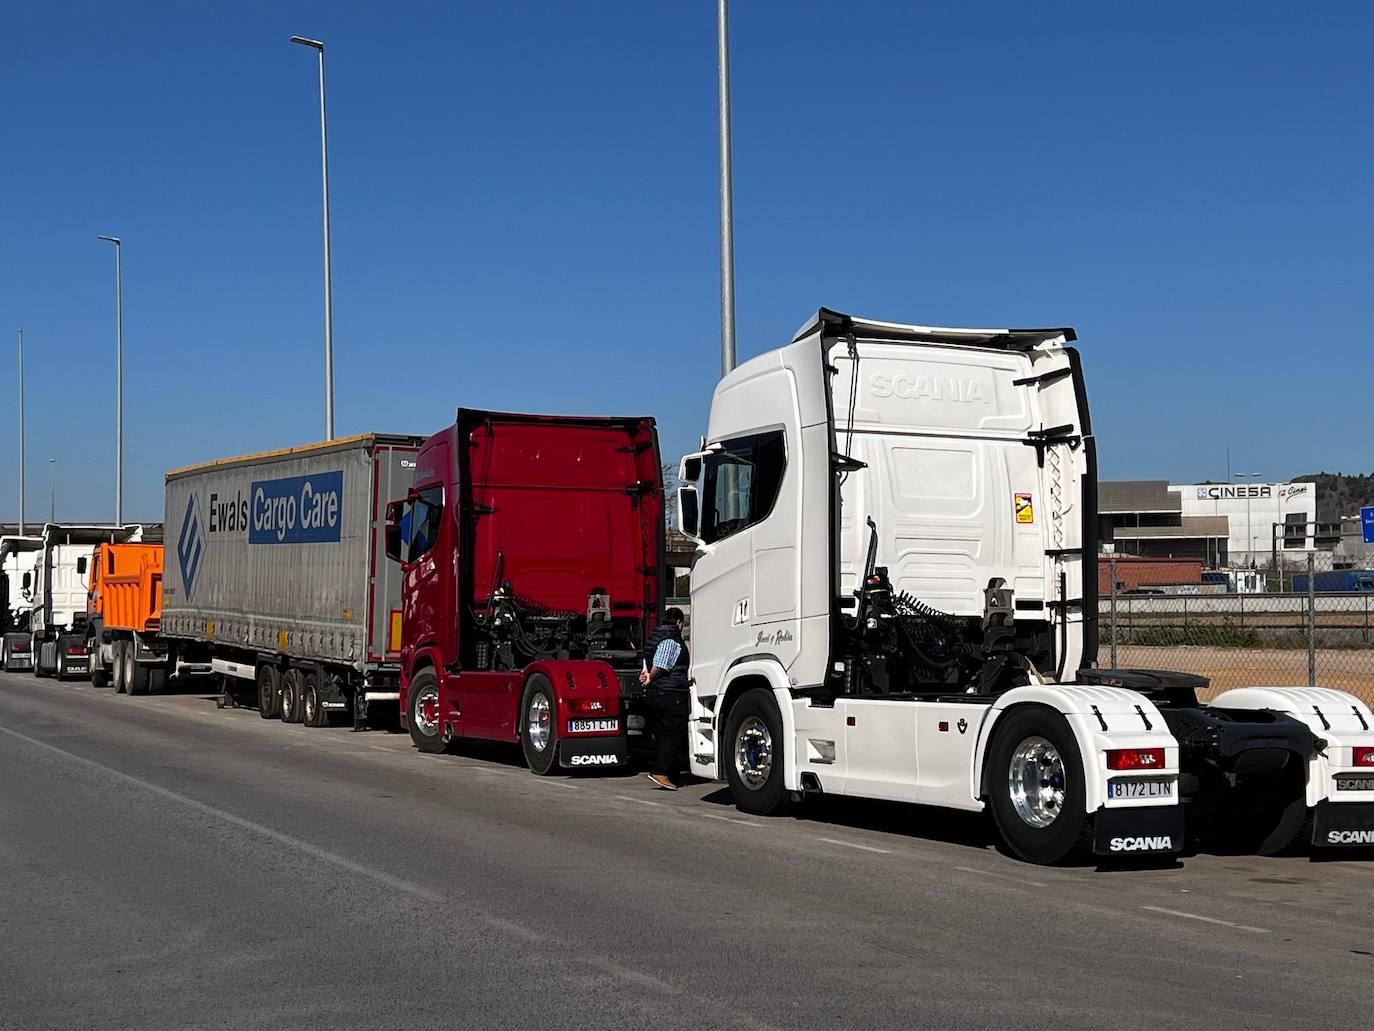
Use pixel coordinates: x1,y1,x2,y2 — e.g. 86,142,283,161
407,669,448,754
723,689,788,815
519,674,559,776
986,707,1091,865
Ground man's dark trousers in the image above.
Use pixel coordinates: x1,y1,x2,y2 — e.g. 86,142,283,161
645,688,689,778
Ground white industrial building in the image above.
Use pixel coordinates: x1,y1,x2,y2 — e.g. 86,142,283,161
1175,481,1317,565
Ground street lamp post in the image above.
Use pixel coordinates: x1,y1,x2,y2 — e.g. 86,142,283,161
98,235,123,524
49,459,55,523
1233,472,1263,568
290,35,335,440
16,329,25,534
716,0,736,377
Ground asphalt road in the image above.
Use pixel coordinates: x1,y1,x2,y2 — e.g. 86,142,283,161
2,671,1373,1030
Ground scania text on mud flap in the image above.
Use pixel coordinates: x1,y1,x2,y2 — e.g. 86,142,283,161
677,308,1374,864
385,410,665,775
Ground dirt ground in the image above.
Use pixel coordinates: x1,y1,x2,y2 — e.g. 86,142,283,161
1116,645,1374,706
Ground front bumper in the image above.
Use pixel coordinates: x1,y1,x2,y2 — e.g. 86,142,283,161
1093,803,1185,856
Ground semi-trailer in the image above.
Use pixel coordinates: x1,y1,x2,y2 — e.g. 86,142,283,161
28,523,147,679
678,308,1374,863
158,433,423,727
1,535,41,671
385,409,664,773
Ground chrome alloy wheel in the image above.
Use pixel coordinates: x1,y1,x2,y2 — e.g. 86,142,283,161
1008,735,1066,828
414,683,441,738
526,693,551,752
734,715,773,788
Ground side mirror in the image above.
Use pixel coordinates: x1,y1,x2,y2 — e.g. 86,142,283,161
22,572,32,591
678,485,701,541
384,500,405,563
77,556,88,576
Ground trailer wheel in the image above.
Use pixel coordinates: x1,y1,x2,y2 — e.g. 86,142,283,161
257,665,281,719
125,643,150,696
519,674,559,775
407,669,447,754
723,688,788,815
303,672,329,728
280,669,305,724
987,707,1091,865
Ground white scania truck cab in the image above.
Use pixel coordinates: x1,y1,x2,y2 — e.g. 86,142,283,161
678,309,1374,864
1,536,42,672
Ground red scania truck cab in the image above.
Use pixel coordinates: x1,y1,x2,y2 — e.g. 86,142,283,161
385,409,665,774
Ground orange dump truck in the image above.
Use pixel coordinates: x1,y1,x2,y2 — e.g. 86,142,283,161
86,542,173,694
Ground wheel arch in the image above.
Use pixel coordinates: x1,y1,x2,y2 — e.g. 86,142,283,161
714,659,797,790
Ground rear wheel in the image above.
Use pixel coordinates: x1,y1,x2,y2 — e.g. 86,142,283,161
279,669,305,724
723,688,788,815
148,667,168,694
303,671,330,728
987,707,1091,865
519,674,559,775
90,640,109,687
125,642,150,696
112,641,127,693
407,669,447,754
56,653,69,681
257,665,281,719
33,639,51,679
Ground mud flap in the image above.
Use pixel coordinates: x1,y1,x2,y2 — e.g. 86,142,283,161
558,735,628,770
1093,804,1185,856
1311,801,1374,847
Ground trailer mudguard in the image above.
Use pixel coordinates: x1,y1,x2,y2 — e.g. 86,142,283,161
973,683,1181,814
1210,687,1374,811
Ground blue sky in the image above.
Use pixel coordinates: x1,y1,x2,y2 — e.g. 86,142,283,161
2,2,1371,521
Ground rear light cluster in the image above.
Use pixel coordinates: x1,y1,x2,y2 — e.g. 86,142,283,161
565,698,608,715
12,641,30,653
1107,748,1165,771
1354,746,1374,768
66,646,87,656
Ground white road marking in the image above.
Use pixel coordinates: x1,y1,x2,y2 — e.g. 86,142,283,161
0,722,440,902
615,794,662,807
535,778,578,790
699,812,759,827
1140,905,1270,934
954,865,1049,889
819,837,892,855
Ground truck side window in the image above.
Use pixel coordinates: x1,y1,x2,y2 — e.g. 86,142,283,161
701,431,786,544
407,486,445,561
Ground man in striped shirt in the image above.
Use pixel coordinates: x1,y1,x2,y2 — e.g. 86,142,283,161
640,608,690,790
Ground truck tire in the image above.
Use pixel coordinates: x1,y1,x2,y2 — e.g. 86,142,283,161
723,688,788,815
33,639,51,679
111,641,127,693
280,669,306,724
149,668,168,694
407,669,448,754
986,706,1092,865
125,643,150,696
302,671,329,728
519,674,560,775
56,653,69,681
257,665,281,719
90,641,109,688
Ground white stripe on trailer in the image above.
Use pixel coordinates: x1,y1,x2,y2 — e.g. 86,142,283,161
364,691,399,702
210,657,257,680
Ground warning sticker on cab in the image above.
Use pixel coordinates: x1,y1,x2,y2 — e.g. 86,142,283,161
1014,493,1034,524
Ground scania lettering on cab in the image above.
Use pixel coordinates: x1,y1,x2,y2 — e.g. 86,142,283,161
384,409,664,774
160,433,423,727
678,309,1374,863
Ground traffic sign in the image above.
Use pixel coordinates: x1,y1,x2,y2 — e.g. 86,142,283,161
1362,506,1374,545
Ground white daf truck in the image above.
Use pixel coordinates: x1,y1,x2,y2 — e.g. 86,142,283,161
1,536,42,672
29,523,146,680
677,309,1374,863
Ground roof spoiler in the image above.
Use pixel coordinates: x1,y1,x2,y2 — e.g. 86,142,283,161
793,307,1077,349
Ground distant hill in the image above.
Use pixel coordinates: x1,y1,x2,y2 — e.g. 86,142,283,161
1293,472,1374,522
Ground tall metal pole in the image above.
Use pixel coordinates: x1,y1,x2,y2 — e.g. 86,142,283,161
291,36,335,439
99,235,123,523
49,459,55,523
716,0,737,377
16,329,25,534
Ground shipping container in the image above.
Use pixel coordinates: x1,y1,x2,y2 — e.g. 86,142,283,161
1291,569,1374,593
160,433,422,726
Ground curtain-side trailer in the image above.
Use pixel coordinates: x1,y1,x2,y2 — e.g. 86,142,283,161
159,433,422,727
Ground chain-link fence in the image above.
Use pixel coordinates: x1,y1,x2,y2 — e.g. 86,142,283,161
1103,555,1374,706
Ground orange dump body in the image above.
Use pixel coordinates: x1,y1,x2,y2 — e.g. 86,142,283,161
89,543,163,634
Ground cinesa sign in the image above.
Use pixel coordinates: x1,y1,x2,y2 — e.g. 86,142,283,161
1196,485,1273,500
